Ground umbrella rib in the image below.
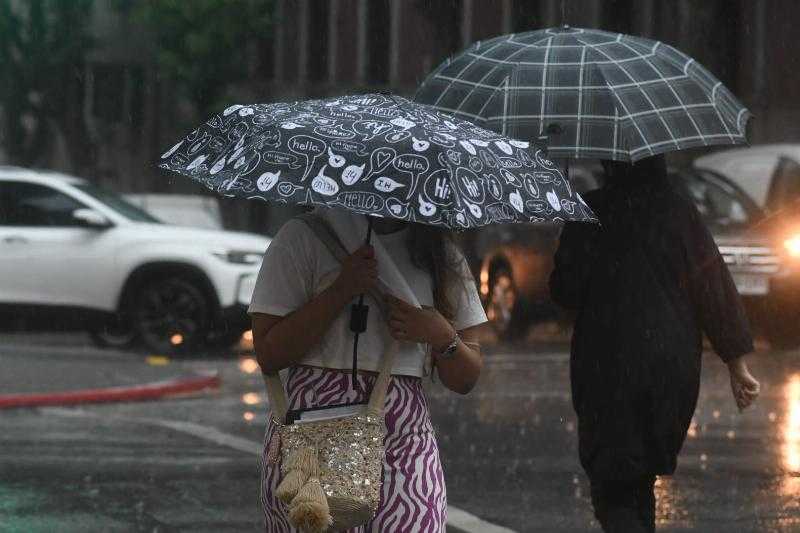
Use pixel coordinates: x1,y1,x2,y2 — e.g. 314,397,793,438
577,34,671,157
538,36,554,136
618,39,708,147
575,45,588,158
431,36,512,109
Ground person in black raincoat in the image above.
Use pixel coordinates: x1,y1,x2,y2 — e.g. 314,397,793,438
549,155,760,533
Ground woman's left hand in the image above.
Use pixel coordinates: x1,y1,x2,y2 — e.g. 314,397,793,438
386,295,455,349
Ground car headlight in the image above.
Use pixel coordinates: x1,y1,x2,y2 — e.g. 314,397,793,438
785,235,800,258
213,250,265,265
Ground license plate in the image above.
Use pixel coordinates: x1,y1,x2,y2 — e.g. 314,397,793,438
733,274,770,296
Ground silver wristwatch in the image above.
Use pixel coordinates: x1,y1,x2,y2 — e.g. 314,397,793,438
436,332,460,360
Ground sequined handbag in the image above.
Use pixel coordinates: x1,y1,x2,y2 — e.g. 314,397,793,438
262,214,398,532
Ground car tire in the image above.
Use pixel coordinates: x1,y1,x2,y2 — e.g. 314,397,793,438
133,277,211,355
486,268,527,342
88,313,137,349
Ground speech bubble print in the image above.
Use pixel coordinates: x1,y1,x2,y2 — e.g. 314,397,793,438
469,139,489,147
443,120,458,130
560,199,577,214
418,194,437,217
280,122,303,130
423,168,454,207
518,148,536,168
509,190,524,213
455,210,469,228
498,157,522,169
495,140,514,155
342,163,365,185
412,137,430,152
208,136,227,153
500,168,521,187
547,190,562,211
367,147,396,179
459,140,477,156
509,139,530,149
238,107,254,117
187,133,211,155
366,106,401,119
525,200,550,214
327,147,346,168
223,104,244,116
468,156,484,173
535,149,555,169
224,177,254,193
278,182,303,197
353,120,394,141
256,170,281,192
430,134,455,148
311,165,340,196
480,149,499,169
393,154,430,200
390,117,417,130
522,173,540,197
486,202,516,223
314,117,335,126
333,191,384,213
386,198,410,219
186,155,208,171
326,109,361,121
374,176,405,193
263,151,303,170
446,149,462,166
466,201,483,219
209,157,227,175
314,124,355,140
233,152,261,176
386,130,411,144
161,140,183,159
341,104,360,112
484,173,503,200
331,139,369,157
228,147,245,163
256,130,281,149
455,167,485,204
288,135,327,181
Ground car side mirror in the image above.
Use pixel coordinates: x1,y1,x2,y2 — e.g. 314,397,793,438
73,208,112,229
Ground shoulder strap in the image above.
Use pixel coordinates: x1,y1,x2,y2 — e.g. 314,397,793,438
262,213,398,422
295,212,389,317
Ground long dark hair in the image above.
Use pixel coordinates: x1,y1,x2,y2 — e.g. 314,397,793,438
406,224,468,321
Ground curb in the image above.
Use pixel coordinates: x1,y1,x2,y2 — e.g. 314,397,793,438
0,372,220,409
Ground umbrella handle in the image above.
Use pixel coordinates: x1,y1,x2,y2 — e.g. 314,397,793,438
350,216,374,392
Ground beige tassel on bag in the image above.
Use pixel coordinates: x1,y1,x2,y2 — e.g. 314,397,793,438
276,446,319,504
289,477,332,533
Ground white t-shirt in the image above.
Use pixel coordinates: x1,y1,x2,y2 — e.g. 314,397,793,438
248,219,487,377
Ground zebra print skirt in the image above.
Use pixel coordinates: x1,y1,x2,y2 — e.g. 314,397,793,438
260,365,447,532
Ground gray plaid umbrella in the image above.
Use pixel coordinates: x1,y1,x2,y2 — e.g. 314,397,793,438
415,26,751,162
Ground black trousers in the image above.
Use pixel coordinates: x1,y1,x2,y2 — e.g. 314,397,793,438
590,476,657,533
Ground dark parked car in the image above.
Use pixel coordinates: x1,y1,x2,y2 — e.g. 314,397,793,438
469,167,800,348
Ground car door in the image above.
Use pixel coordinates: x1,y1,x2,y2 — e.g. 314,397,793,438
0,180,116,310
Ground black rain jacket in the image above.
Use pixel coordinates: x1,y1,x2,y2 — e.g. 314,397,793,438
549,161,753,480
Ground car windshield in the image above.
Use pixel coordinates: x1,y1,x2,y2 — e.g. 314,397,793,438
75,183,161,223
677,171,753,228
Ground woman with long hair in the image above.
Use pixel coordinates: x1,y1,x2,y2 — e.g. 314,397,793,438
249,208,487,532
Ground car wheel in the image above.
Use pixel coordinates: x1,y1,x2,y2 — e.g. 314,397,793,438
88,313,137,349
134,277,210,355
486,268,526,341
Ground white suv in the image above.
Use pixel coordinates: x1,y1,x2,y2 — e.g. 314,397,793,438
0,167,270,354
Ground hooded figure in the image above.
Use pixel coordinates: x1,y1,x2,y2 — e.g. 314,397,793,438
549,155,759,533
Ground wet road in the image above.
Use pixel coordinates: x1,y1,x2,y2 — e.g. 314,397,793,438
1,334,799,532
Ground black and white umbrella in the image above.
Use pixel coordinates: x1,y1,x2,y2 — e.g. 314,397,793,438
158,93,596,229
415,26,750,162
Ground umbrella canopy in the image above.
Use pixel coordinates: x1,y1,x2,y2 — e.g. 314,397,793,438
415,26,751,162
158,93,596,229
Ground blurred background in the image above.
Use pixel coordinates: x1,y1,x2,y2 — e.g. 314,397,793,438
2,2,800,532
